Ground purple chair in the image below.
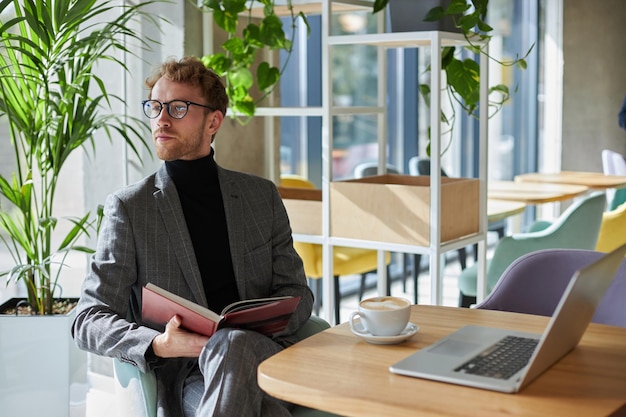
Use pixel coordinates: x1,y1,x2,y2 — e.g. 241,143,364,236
475,249,626,328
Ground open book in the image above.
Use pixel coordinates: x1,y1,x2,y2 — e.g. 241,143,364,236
142,283,301,338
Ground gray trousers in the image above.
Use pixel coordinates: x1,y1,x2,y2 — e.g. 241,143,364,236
182,328,293,417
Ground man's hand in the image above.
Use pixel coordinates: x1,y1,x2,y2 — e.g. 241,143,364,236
151,315,209,358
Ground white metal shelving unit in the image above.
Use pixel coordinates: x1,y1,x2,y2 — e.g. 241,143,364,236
315,0,488,323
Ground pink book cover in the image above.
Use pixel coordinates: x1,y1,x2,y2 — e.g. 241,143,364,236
142,283,300,338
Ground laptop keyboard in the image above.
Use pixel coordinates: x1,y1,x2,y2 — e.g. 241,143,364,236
454,335,539,380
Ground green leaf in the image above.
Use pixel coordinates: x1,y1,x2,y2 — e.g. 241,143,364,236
228,67,254,90
233,98,255,118
203,54,232,75
226,37,248,56
212,7,237,33
458,14,479,32
257,62,279,91
372,0,389,14
476,21,493,33
259,15,286,49
57,213,93,251
418,84,431,116
441,47,456,69
446,58,480,108
490,84,510,95
446,0,471,15
424,7,445,22
298,11,311,37
243,24,264,49
220,0,247,14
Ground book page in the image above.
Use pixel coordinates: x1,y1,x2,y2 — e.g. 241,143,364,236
221,295,294,315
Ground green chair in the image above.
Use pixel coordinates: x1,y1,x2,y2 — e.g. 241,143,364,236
113,315,337,417
457,192,606,307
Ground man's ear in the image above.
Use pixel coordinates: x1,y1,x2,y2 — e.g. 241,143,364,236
209,110,224,132
206,110,224,143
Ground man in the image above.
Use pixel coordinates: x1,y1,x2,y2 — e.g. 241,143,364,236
72,56,314,417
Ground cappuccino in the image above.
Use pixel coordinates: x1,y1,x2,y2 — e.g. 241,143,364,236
350,296,411,336
361,296,409,311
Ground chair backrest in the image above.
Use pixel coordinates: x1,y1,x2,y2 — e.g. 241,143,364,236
279,175,320,276
476,248,626,328
596,201,626,253
280,174,317,189
602,149,626,175
353,162,400,178
408,156,450,177
485,192,606,292
601,149,626,210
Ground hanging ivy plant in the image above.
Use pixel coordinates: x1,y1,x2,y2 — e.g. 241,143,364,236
197,0,310,123
374,0,534,155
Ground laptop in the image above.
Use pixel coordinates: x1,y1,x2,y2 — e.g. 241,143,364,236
389,242,626,393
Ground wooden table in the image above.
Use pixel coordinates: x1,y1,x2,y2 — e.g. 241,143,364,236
488,180,589,204
258,305,626,417
515,171,626,190
487,199,527,222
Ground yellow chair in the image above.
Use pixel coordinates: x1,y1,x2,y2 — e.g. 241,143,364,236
595,201,626,253
280,175,391,323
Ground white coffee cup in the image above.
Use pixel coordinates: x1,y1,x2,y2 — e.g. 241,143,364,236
349,296,411,337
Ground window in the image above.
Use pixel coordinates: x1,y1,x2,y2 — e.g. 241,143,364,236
279,2,540,192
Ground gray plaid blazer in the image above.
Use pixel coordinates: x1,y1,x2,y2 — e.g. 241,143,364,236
72,163,313,416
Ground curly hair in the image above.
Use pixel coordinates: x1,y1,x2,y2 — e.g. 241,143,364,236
145,56,228,117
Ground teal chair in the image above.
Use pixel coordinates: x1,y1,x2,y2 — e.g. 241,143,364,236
457,192,606,307
113,315,338,417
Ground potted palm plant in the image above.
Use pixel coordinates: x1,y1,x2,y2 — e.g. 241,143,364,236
0,0,158,415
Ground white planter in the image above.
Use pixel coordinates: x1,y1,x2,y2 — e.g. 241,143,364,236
0,298,87,417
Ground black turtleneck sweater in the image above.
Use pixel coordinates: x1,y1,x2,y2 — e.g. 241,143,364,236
165,152,239,313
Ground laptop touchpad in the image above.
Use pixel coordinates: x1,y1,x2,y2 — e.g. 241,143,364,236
428,339,481,357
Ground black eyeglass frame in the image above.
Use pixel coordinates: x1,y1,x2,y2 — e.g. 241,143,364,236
141,99,214,119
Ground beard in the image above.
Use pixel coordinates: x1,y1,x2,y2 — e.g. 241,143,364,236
153,123,211,161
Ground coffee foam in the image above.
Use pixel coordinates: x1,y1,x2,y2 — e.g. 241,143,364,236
361,297,408,310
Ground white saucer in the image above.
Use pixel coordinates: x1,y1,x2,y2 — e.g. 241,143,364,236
350,322,419,345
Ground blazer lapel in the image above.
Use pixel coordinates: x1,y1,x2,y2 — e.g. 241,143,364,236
153,165,207,306
217,167,246,298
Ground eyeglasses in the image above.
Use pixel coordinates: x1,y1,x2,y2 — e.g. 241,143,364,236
142,99,214,119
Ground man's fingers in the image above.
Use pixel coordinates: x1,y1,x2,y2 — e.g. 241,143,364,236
165,314,182,330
